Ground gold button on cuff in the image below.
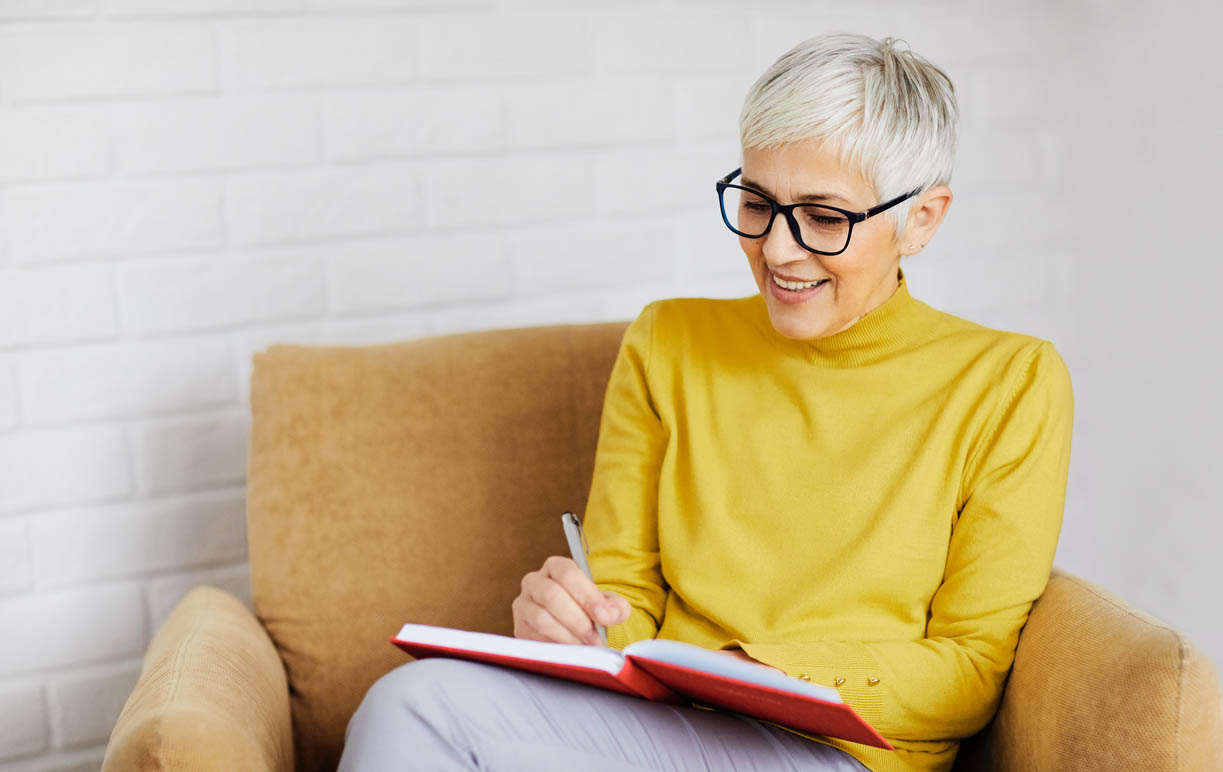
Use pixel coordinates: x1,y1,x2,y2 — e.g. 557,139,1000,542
798,674,810,681
834,677,846,687
867,677,880,686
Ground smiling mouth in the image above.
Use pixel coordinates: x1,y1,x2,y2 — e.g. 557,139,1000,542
770,272,829,291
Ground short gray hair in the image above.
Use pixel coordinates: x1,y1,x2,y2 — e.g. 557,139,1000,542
739,32,959,242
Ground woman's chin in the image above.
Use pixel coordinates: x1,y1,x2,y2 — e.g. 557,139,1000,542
764,308,829,341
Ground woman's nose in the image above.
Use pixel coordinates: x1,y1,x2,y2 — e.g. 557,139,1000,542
762,212,806,259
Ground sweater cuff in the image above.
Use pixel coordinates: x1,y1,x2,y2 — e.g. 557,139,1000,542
606,607,658,651
730,638,885,730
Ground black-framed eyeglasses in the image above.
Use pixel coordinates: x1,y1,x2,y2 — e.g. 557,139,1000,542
716,167,921,256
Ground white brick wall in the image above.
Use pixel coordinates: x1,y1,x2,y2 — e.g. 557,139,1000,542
0,23,216,101
0,681,47,760
47,662,142,750
133,413,250,495
1,1,1220,768
19,338,236,424
2,179,226,264
0,518,32,595
108,95,319,175
117,255,327,334
31,491,248,588
0,583,145,680
0,104,111,184
0,361,17,430
0,265,116,347
219,17,417,89
0,427,131,515
329,233,510,311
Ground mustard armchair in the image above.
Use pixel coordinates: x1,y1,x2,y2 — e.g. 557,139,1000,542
102,320,1223,771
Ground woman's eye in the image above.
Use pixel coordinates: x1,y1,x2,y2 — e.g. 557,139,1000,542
743,202,771,212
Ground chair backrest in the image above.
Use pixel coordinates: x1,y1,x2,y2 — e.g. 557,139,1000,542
246,320,627,772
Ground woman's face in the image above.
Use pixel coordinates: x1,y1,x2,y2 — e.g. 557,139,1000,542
739,138,906,341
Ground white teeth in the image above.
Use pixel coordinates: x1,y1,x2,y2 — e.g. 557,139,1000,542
771,273,826,291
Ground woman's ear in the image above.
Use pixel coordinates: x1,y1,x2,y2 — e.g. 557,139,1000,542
901,185,953,255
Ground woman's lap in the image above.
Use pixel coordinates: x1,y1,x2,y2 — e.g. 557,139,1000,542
337,657,871,772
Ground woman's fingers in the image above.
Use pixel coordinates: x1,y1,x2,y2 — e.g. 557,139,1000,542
516,599,588,645
518,559,599,644
512,556,633,646
600,591,631,625
542,556,613,635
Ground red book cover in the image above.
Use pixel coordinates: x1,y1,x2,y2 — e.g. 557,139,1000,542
626,653,891,748
389,623,893,751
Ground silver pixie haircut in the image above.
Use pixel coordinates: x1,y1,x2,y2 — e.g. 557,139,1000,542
739,32,959,242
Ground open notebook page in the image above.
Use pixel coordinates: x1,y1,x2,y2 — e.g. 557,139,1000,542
395,623,629,673
625,638,842,703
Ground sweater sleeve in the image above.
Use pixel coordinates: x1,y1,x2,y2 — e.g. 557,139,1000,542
728,340,1075,742
582,301,669,651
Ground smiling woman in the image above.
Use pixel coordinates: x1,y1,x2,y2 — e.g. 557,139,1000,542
337,32,1074,772
735,136,951,339
730,34,957,342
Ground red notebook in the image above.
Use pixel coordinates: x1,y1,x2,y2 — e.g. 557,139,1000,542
390,623,893,750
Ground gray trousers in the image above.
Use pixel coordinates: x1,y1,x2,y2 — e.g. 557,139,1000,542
337,657,873,772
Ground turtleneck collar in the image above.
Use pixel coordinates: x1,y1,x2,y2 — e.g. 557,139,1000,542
748,265,936,368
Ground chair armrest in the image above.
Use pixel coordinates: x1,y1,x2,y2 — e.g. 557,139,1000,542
102,585,294,772
954,567,1223,771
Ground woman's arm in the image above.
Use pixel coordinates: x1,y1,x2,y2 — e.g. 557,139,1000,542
732,341,1075,742
583,301,670,650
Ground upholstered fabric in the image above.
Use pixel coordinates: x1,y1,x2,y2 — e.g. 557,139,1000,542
102,585,293,772
953,567,1223,771
103,319,1223,772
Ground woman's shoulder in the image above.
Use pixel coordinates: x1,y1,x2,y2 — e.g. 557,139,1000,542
641,294,755,317
920,302,1073,392
922,300,1063,358
638,295,764,347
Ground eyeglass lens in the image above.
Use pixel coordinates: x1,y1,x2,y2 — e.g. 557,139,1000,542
720,186,851,253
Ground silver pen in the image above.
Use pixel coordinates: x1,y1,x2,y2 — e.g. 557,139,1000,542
561,511,608,646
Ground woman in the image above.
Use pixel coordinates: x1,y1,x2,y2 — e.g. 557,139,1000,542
338,32,1074,772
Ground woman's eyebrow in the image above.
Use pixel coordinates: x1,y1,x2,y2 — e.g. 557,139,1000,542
740,177,850,204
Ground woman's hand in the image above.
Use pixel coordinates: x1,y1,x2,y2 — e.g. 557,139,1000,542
714,647,785,675
513,556,631,646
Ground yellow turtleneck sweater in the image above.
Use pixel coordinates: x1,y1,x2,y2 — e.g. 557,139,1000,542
584,266,1074,772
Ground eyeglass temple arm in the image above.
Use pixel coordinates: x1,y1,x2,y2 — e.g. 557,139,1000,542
863,188,922,220
718,168,742,185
